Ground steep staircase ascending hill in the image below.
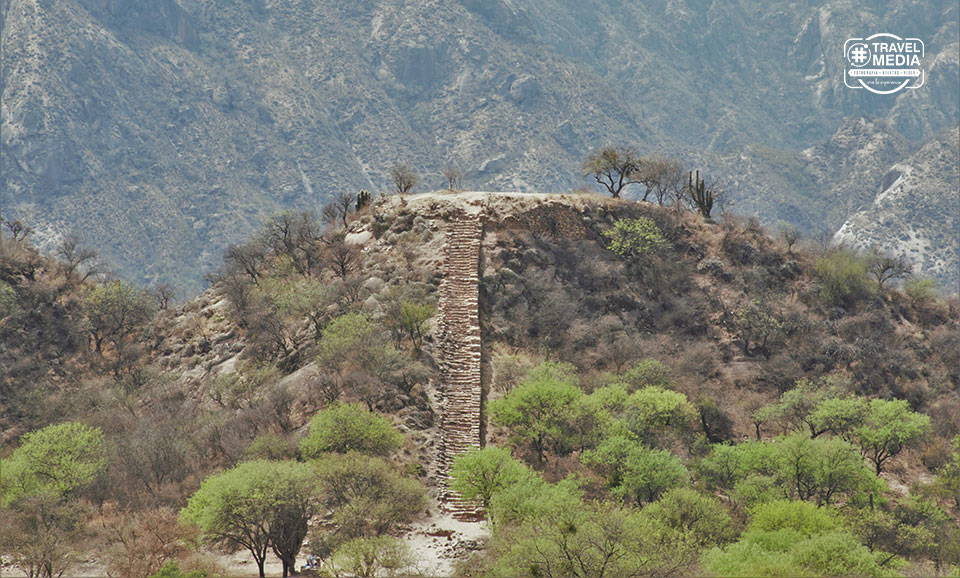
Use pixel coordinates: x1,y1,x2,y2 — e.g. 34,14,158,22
436,211,484,518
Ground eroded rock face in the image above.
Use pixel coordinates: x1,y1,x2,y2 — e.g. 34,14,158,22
835,128,960,288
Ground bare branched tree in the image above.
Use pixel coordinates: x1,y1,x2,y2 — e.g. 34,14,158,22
866,248,912,291
261,211,324,276
322,231,361,279
389,164,419,195
225,242,268,285
444,167,464,191
322,191,355,228
636,157,685,206
57,233,98,283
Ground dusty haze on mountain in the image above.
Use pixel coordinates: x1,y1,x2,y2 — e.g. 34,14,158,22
1,0,957,289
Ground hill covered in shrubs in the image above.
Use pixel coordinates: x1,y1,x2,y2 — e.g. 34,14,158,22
1,191,958,577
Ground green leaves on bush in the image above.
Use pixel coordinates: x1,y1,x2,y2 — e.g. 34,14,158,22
602,217,671,260
815,249,874,308
582,435,687,505
181,460,320,578
703,500,901,578
449,447,534,516
1,422,107,503
299,403,403,458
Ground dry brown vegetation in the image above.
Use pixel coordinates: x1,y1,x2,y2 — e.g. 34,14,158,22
1,191,958,576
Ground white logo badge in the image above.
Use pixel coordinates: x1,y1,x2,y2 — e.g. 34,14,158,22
844,33,924,95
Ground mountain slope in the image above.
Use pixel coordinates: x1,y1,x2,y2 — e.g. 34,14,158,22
2,0,957,288
835,127,960,288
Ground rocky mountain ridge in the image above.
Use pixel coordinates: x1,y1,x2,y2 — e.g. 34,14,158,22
1,0,957,289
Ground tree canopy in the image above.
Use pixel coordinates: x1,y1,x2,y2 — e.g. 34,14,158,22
181,460,320,577
299,403,403,458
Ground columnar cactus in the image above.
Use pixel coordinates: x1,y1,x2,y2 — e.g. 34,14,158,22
689,170,713,220
356,190,372,211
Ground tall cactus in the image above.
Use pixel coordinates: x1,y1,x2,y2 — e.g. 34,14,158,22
689,170,713,221
356,190,372,211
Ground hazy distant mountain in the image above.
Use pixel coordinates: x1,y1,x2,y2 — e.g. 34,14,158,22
2,0,957,289
835,128,959,289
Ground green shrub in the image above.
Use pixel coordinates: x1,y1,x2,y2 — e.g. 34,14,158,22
617,359,672,391
904,277,938,303
299,403,403,458
814,250,874,308
602,218,671,259
0,281,17,317
582,436,687,505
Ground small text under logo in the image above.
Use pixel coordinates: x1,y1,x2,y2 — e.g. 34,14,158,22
844,34,924,95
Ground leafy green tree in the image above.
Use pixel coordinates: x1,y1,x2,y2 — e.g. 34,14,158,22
730,299,783,356
398,301,433,353
85,280,155,370
851,502,941,567
616,359,672,391
0,423,107,578
769,376,850,437
487,470,577,529
489,493,696,578
449,447,533,518
582,436,687,505
853,399,931,475
181,460,320,577
1,422,107,502
703,500,901,578
489,366,583,462
382,295,435,353
316,313,406,408
698,440,778,491
299,403,403,459
932,436,960,510
699,434,878,507
602,217,671,292
640,487,735,548
265,276,335,341
621,385,697,442
328,536,414,578
808,397,868,441
775,433,878,506
581,146,643,198
310,453,427,554
316,313,377,374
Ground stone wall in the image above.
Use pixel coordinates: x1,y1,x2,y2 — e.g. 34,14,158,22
436,210,484,517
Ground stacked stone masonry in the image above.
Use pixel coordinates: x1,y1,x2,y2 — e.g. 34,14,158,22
437,210,484,518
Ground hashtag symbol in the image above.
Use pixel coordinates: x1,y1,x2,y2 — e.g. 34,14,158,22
850,45,868,65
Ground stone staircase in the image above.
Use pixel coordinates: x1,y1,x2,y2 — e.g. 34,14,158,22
436,210,484,518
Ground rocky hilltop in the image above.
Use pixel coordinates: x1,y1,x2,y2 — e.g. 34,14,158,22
1,0,957,288
2,190,959,576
